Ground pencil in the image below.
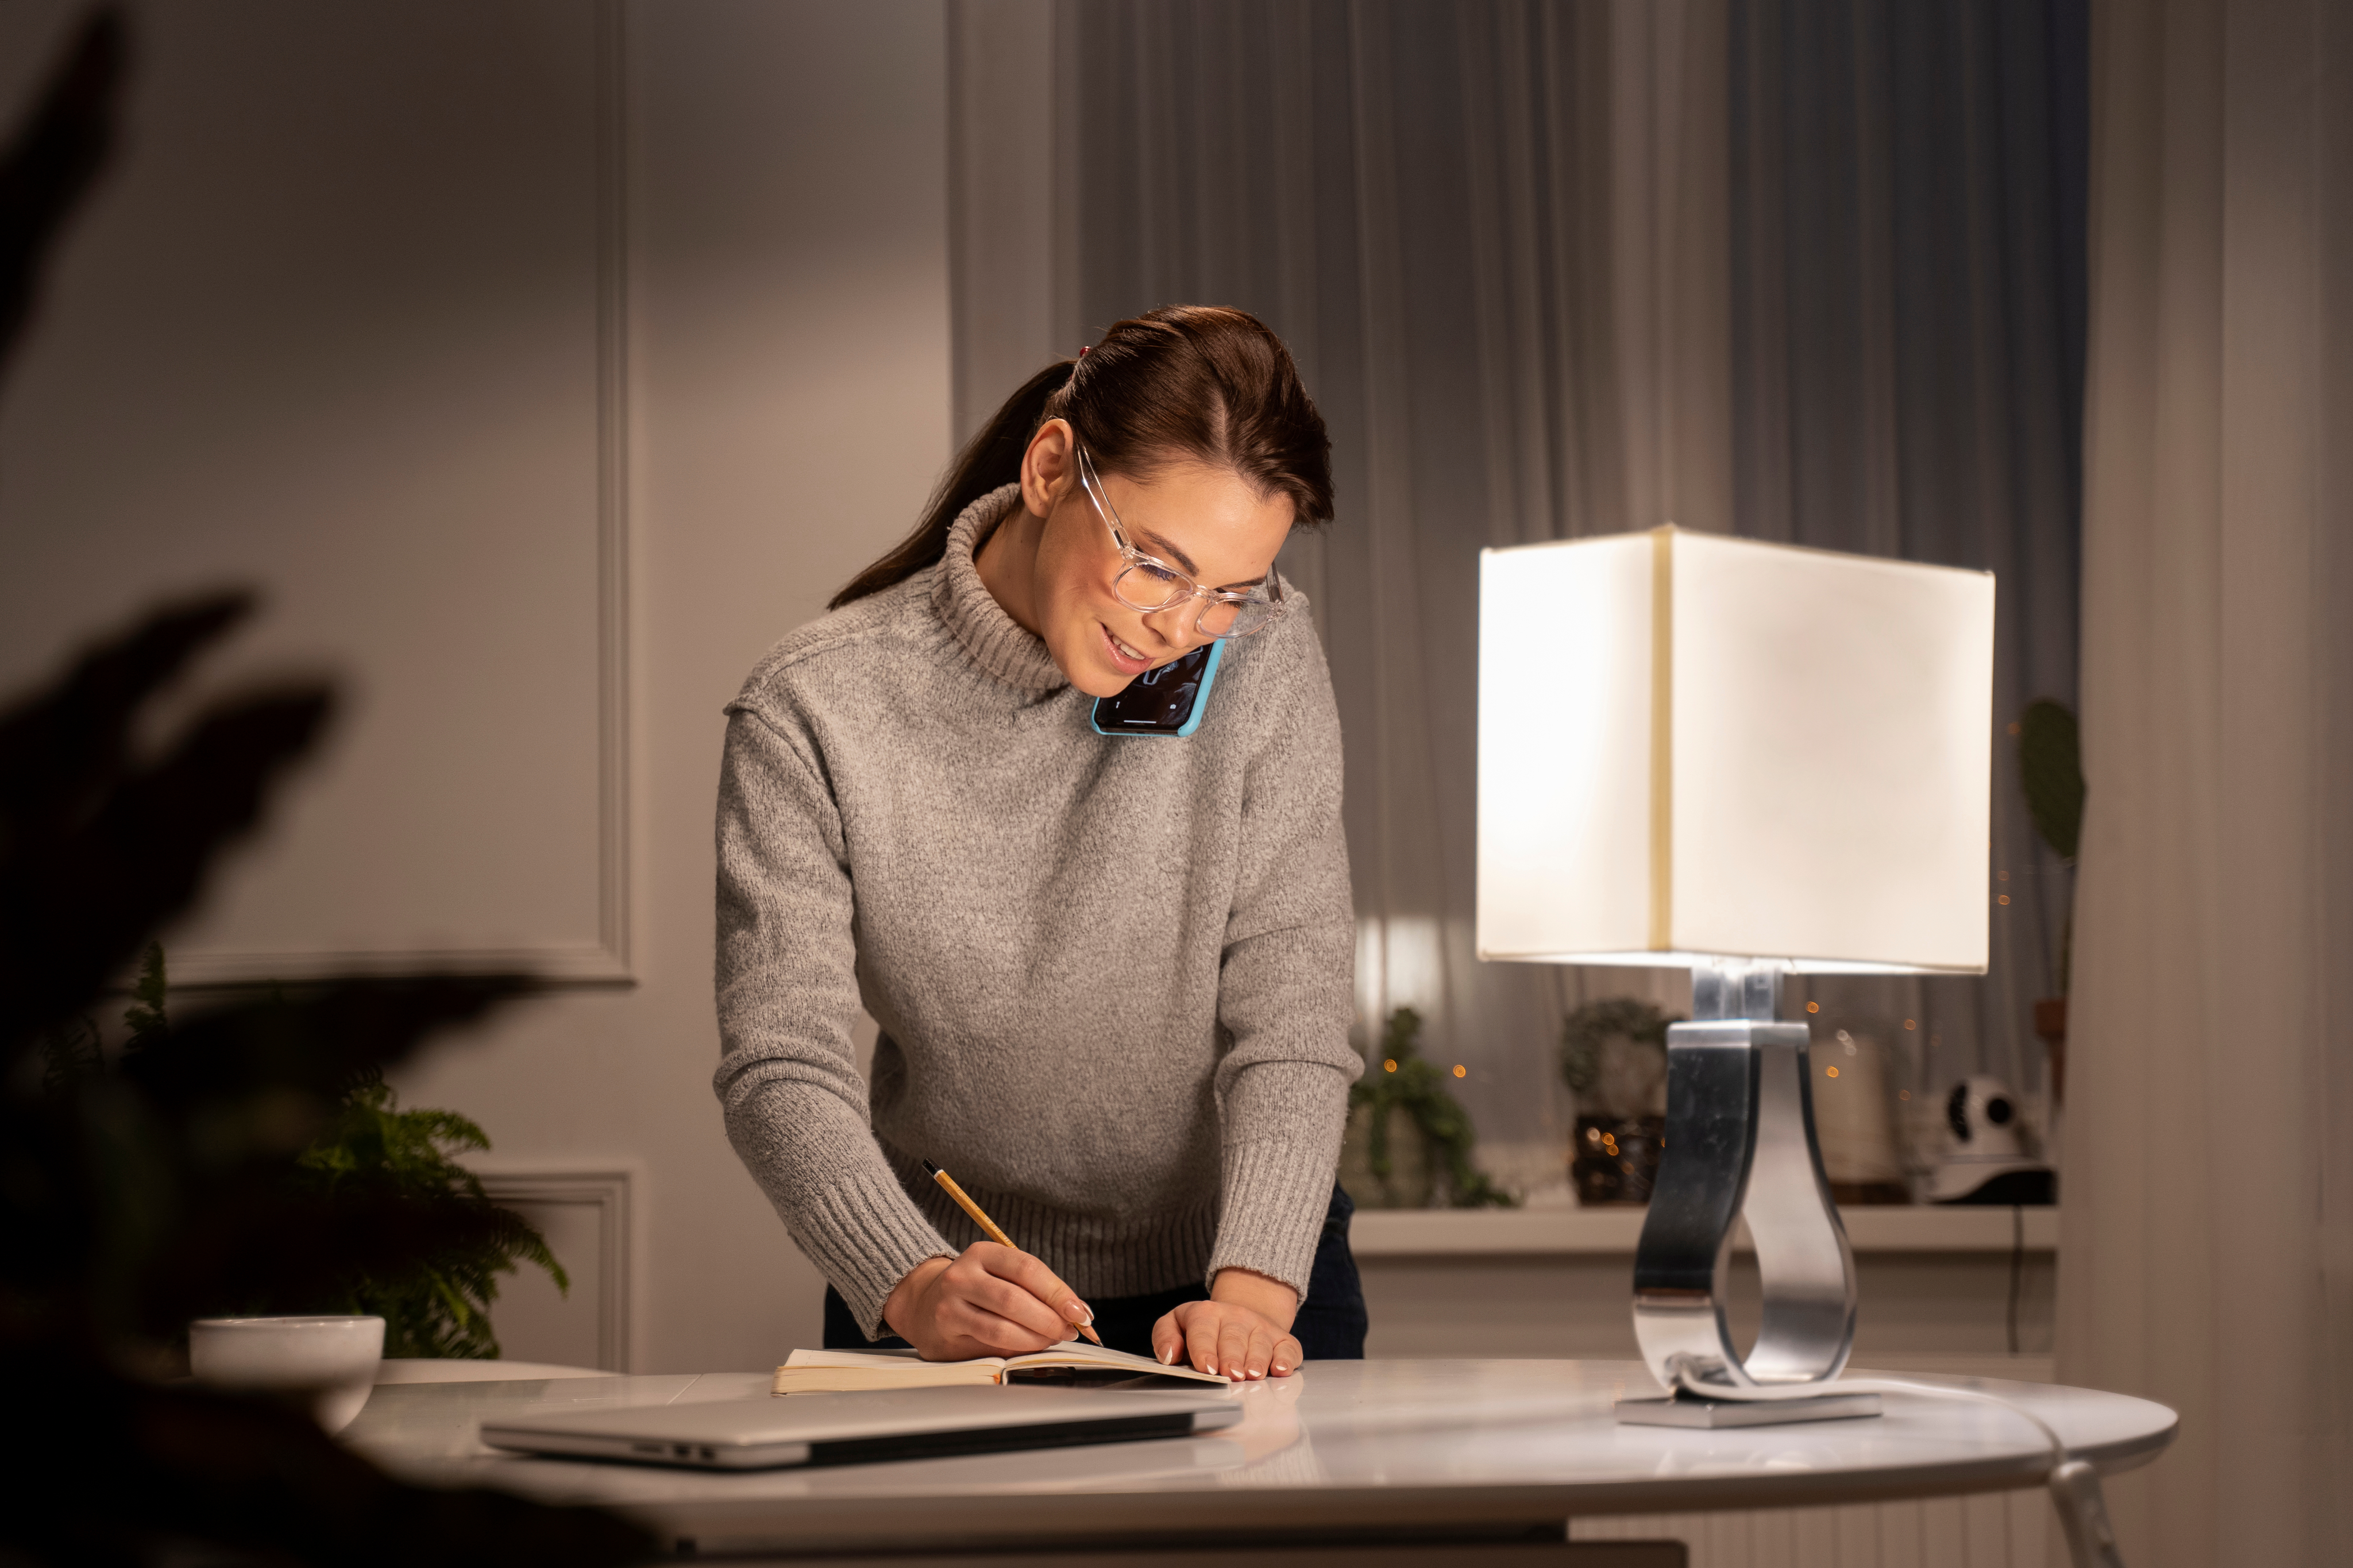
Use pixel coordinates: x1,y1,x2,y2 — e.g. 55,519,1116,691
921,1158,1104,1347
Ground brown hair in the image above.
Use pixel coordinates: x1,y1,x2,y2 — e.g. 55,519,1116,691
830,305,1333,610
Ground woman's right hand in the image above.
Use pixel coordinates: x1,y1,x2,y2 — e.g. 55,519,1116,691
880,1243,1095,1361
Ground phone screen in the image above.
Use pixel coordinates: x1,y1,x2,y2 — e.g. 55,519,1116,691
1090,642,1224,739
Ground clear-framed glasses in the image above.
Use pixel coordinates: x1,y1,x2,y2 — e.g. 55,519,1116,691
1075,443,1287,640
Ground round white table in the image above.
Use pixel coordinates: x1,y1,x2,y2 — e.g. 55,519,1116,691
343,1360,2174,1563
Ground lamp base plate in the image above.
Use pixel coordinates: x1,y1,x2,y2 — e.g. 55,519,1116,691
1614,1391,1882,1428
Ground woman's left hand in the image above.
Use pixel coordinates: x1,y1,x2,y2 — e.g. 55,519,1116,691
1151,1268,1302,1380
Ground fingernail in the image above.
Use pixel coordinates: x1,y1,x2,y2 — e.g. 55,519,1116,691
1066,1301,1093,1325
1273,1363,1290,1374
1159,1347,1172,1364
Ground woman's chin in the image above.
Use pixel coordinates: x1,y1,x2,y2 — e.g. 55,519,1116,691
1049,623,1151,698
1067,665,1131,700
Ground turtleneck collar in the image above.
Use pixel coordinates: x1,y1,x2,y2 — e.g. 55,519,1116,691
931,484,1069,694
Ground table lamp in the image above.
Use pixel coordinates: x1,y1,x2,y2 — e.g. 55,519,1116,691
1477,527,1994,1420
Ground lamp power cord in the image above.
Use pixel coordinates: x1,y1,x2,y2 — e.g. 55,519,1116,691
1662,1360,2124,1567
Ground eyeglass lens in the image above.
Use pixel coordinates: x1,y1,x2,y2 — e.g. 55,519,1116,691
1113,566,1277,638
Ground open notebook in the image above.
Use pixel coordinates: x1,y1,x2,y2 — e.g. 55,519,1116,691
772,1343,1230,1395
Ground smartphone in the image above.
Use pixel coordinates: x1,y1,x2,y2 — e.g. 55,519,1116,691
1089,642,1224,739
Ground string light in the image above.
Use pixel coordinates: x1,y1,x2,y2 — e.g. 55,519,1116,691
1383,1059,1397,1072
1806,1001,1820,1014
1452,1064,1467,1078
1826,1065,1841,1079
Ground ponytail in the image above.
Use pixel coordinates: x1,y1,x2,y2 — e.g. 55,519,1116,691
832,306,1333,611
828,358,1075,611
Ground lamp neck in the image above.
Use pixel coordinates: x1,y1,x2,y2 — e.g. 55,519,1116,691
1689,959,1784,1022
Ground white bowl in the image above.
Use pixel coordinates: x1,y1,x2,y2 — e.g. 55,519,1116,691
189,1315,385,1433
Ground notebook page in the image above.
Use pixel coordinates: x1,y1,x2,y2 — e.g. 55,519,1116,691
780,1348,1008,1372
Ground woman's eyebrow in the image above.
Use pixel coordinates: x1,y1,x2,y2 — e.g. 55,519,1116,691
1136,528,1267,592
1135,528,1201,577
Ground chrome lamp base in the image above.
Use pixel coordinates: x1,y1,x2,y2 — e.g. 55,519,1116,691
1618,960,1864,1426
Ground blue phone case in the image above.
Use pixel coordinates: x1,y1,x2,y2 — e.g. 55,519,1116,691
1090,640,1225,739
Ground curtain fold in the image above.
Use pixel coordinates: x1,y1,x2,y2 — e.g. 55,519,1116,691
2061,0,2353,1557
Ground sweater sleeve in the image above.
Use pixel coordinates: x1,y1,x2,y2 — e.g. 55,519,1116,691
1205,619,1363,1300
712,703,954,1338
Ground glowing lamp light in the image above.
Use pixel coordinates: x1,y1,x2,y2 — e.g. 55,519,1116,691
1476,526,1994,974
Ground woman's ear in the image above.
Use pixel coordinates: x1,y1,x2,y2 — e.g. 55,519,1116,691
1020,418,1076,519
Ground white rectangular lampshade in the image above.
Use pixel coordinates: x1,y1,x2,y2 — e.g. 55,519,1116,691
1476,527,1994,974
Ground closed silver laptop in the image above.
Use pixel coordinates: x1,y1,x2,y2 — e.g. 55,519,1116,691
480,1384,1241,1470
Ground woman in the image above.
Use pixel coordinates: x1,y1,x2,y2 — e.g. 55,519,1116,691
713,306,1361,1381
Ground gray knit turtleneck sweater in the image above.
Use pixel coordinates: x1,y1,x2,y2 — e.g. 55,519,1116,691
714,484,1359,1338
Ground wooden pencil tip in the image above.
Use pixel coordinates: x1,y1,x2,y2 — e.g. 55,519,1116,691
921,1158,942,1177
1077,1323,1104,1347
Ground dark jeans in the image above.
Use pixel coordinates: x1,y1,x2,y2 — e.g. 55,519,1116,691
823,1184,1369,1361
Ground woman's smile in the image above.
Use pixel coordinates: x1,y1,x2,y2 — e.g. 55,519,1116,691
1100,623,1156,677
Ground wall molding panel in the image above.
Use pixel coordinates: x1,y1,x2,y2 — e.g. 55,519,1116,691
475,1163,638,1374
0,3,638,991
173,0,636,990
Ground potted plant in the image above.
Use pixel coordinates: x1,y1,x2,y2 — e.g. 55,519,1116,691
76,945,572,1359
1560,999,1675,1204
1337,1007,1515,1209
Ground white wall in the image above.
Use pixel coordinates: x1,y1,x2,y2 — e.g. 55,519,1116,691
0,0,950,1373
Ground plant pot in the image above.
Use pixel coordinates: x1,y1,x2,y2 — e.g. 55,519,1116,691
189,1314,384,1433
1572,1115,1665,1206
1337,1099,1436,1209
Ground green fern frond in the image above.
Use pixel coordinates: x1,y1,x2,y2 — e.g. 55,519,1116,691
2017,698,2084,863
275,1041,567,1358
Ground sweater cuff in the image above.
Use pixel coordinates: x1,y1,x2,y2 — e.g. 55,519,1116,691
787,1169,956,1340
1206,1137,1338,1301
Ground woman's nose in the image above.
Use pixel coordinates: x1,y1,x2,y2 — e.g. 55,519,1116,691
1140,603,1201,650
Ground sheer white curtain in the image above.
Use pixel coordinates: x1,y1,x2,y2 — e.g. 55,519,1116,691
952,0,2085,1188
2060,0,2353,1557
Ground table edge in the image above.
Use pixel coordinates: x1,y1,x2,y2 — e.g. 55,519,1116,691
621,1407,2177,1555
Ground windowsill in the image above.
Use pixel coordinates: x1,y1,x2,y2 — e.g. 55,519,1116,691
1349,1203,2059,1257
